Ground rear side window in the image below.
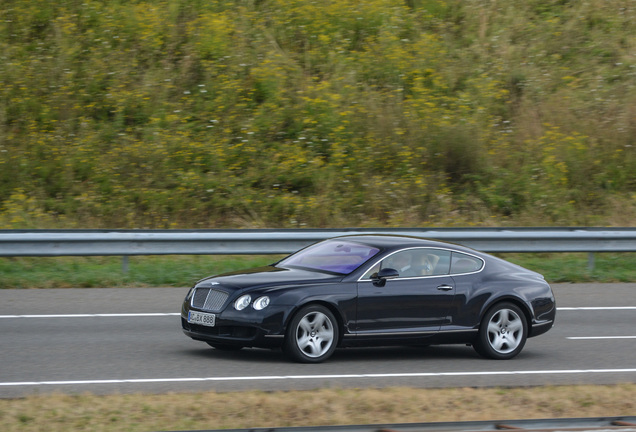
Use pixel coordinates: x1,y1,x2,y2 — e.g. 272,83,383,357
450,253,483,274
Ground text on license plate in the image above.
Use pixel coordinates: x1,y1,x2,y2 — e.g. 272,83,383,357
188,311,216,327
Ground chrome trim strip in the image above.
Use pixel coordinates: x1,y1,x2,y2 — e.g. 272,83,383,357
356,246,485,282
343,328,478,338
264,334,285,339
532,320,554,328
344,331,437,338
358,273,454,283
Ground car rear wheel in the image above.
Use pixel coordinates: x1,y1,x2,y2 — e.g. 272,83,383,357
284,304,338,363
474,302,527,360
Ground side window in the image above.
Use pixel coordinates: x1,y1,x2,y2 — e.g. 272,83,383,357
385,250,418,278
417,249,451,276
450,252,483,274
362,262,382,280
361,248,451,279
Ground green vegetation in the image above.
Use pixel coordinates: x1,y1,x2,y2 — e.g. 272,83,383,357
0,255,282,288
2,7,633,429
1,0,636,229
2,385,635,431
2,252,635,288
504,252,636,283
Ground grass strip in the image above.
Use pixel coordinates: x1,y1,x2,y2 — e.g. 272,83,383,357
0,255,284,289
1,385,634,432
1,253,636,289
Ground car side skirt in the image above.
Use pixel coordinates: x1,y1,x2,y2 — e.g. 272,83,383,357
339,328,479,347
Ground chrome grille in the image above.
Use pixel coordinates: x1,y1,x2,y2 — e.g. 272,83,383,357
191,287,229,311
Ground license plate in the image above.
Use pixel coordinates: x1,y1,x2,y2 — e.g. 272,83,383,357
188,311,216,327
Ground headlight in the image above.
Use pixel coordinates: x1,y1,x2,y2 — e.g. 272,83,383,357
253,296,270,310
234,295,251,311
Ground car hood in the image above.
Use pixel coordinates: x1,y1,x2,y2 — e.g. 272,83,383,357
196,266,343,292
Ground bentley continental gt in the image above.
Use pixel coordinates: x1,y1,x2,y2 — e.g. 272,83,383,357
181,235,555,363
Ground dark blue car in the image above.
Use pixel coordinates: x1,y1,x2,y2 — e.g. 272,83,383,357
181,235,555,363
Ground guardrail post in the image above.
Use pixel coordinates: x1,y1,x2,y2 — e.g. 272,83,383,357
122,256,129,274
587,252,595,271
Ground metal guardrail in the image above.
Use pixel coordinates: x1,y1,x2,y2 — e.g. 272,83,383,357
1,228,636,257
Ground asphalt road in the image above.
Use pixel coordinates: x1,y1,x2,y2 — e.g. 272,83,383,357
1,283,635,398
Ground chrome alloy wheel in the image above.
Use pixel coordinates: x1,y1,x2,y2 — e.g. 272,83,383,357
284,304,339,363
474,302,528,360
486,308,524,354
295,311,335,358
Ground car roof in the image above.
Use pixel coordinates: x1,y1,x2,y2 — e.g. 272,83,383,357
330,234,478,254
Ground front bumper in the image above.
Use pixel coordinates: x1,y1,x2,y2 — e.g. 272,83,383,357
181,302,289,348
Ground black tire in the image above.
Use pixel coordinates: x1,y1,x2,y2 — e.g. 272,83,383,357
284,304,338,363
473,302,527,360
206,342,243,351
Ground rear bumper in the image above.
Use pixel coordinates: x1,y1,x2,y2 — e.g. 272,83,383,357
529,319,554,338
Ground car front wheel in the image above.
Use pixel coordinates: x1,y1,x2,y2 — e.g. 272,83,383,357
284,304,338,363
474,302,527,360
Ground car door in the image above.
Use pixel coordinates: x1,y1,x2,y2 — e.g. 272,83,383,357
354,248,455,336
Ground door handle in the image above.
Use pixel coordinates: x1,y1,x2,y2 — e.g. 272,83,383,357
437,284,453,291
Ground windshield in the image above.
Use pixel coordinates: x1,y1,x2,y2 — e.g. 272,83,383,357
277,240,380,275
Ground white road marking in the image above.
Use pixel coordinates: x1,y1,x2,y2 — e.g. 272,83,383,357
1,368,636,387
0,306,633,319
0,313,180,318
558,307,636,311
567,336,636,340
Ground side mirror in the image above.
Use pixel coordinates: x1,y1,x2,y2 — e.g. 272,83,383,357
372,268,399,286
